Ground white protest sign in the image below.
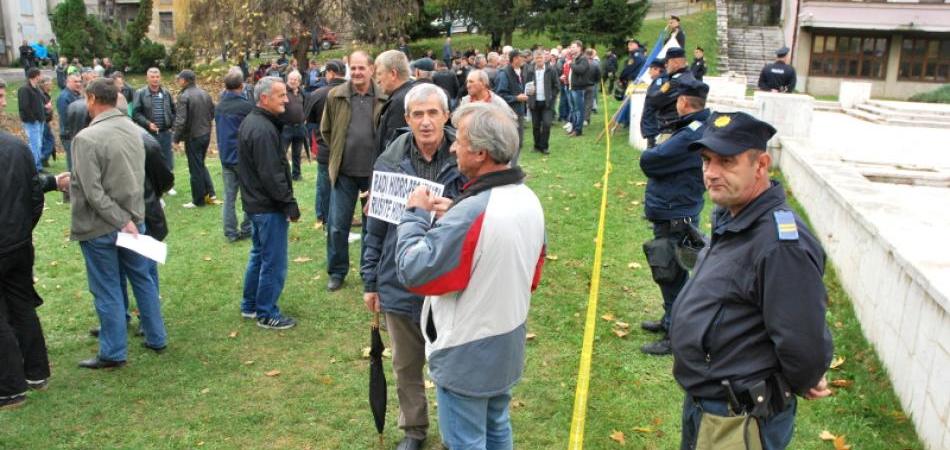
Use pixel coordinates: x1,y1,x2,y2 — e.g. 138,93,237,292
367,171,444,225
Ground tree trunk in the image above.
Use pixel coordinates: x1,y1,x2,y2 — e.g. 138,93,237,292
293,35,309,69
503,30,513,46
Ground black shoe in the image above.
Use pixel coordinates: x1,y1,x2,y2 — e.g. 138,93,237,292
0,394,26,410
142,343,167,354
395,437,425,450
640,320,665,333
78,357,126,369
540,148,550,155
327,277,344,292
257,315,297,330
640,337,672,355
26,378,49,391
292,175,302,181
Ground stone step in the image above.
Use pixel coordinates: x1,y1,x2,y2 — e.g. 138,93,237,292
867,100,950,118
884,117,950,129
855,103,950,124
843,107,886,124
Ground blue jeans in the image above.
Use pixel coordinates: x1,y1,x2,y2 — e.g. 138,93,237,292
680,394,797,450
156,130,174,171
41,123,55,164
23,121,45,172
436,386,513,450
569,90,586,135
315,162,330,222
222,164,251,239
241,213,289,320
79,227,167,361
327,174,369,280
558,85,571,121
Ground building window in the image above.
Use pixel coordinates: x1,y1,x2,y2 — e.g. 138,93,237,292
20,0,33,15
899,36,949,82
809,32,889,79
159,12,174,38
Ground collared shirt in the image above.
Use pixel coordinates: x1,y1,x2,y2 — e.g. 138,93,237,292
340,85,377,177
534,67,546,101
410,136,451,182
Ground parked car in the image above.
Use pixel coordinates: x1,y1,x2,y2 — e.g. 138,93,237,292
430,17,479,35
269,27,338,53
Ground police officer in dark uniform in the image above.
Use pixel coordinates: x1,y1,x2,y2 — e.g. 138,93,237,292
645,47,697,145
690,47,706,81
638,77,710,355
671,112,834,450
640,59,666,148
757,47,797,93
616,39,644,99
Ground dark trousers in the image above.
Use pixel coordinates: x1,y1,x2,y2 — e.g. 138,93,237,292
558,85,571,121
61,136,72,171
512,114,524,166
681,394,797,450
315,162,330,222
327,173,369,280
650,217,698,331
281,124,307,179
530,101,553,151
0,245,50,397
156,130,174,171
185,134,216,205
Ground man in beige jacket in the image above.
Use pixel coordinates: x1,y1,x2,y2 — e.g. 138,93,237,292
70,77,168,369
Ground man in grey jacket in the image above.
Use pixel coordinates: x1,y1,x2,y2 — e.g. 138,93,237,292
70,77,167,369
174,70,218,208
361,84,464,450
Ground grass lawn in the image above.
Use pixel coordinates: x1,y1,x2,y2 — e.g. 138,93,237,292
0,11,922,449
0,88,923,448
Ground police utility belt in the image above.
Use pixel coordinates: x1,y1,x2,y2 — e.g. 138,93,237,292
643,218,706,282
693,375,794,450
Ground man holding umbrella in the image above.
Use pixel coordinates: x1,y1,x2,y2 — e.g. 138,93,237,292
361,83,465,450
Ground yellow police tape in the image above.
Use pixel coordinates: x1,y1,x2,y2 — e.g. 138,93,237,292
567,81,614,449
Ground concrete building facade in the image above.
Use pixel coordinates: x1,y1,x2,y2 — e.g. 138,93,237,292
718,0,949,100
0,0,57,65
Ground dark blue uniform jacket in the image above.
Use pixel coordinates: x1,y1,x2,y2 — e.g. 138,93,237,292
671,181,834,399
640,108,709,221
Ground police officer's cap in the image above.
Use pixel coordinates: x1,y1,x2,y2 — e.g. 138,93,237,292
688,112,777,155
776,46,790,57
650,58,665,68
410,58,435,72
324,60,346,75
677,78,709,100
626,38,641,46
666,47,686,59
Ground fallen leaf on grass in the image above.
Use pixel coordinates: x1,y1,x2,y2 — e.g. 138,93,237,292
601,313,616,321
202,256,212,261
265,370,281,377
362,347,371,358
526,333,537,341
228,331,238,338
614,321,630,329
593,182,602,189
635,181,646,187
627,262,642,269
613,329,630,338
545,255,559,261
510,399,526,409
833,435,851,450
609,430,625,445
293,256,313,263
632,427,653,433
243,360,254,365
819,430,836,441
50,260,59,266
829,356,846,370
830,379,853,388
424,380,435,389
200,388,210,394
319,375,333,385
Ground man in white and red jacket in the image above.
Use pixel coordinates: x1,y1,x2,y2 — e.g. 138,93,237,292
395,102,546,450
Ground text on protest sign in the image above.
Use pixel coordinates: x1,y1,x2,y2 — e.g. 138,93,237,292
367,171,445,225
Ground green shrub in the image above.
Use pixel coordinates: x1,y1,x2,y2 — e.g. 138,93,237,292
168,35,196,71
908,84,950,104
127,39,167,72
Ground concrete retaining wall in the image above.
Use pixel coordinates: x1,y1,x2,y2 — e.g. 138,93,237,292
777,138,950,450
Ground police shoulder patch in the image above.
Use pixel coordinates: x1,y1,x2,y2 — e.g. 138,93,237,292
660,82,671,93
773,210,799,241
688,120,702,131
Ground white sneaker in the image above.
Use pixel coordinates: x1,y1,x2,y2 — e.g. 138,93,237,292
564,122,573,133
168,188,177,196
562,122,572,131
182,202,197,209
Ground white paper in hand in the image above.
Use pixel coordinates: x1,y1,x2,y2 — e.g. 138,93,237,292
367,172,445,225
116,232,168,264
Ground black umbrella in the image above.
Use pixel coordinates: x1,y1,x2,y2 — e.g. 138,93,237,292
369,311,387,446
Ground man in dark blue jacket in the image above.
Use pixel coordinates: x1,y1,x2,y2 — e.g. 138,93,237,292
640,59,666,148
361,83,464,450
217,69,255,242
495,49,528,163
638,77,709,355
56,73,82,170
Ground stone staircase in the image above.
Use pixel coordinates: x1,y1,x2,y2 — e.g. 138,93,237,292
726,26,785,87
844,100,950,129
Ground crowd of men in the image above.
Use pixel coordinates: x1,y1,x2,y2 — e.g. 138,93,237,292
3,23,829,449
